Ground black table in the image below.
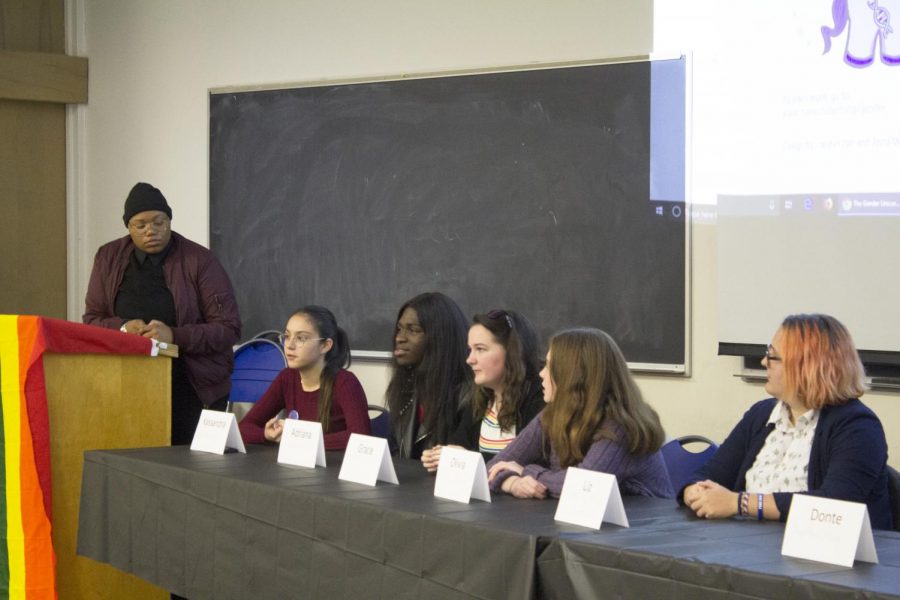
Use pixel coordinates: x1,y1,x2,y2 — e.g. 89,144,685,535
77,446,900,599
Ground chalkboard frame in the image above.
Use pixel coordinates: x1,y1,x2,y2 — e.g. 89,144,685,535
209,56,691,374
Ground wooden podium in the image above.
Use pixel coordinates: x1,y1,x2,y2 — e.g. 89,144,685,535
46,352,172,600
0,316,176,599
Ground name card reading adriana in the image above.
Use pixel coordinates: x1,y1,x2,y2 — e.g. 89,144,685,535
782,494,877,567
277,419,326,468
338,433,398,486
190,409,246,455
434,446,491,504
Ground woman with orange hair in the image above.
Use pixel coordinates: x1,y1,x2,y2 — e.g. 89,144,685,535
682,314,891,528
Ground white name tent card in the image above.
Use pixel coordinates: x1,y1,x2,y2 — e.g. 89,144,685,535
781,494,877,567
338,433,398,486
554,467,629,530
433,446,491,504
190,409,246,455
277,419,326,468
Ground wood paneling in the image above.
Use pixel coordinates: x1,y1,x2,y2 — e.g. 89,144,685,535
0,49,88,103
0,0,77,319
0,98,67,318
0,0,64,52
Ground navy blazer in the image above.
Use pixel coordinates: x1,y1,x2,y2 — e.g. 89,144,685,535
686,398,891,530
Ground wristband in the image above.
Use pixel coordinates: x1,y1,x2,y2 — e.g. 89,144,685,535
756,493,764,521
739,491,749,517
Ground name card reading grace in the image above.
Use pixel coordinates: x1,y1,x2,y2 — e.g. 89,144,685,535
277,419,326,468
190,409,247,455
782,494,878,567
338,433,398,486
555,467,628,530
434,447,491,504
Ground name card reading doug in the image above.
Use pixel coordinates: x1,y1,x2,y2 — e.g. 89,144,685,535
190,409,246,455
782,494,877,567
338,433,398,486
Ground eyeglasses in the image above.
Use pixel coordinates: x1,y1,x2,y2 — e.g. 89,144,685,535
128,216,169,234
278,334,324,347
764,345,782,364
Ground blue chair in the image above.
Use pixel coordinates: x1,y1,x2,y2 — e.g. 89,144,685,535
368,404,391,439
661,435,718,494
887,464,900,532
228,335,287,419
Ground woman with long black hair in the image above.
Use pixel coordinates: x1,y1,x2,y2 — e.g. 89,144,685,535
387,292,472,459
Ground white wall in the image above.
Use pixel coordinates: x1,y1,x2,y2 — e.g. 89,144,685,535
68,0,900,460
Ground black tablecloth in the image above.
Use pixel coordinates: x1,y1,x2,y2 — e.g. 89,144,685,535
77,445,900,599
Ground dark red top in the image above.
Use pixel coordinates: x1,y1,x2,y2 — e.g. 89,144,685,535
238,368,370,450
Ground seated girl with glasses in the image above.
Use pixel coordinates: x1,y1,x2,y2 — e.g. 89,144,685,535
238,305,370,450
486,328,673,499
420,309,545,472
387,292,472,459
681,314,892,528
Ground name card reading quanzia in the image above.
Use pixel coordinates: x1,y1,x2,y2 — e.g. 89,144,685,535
782,494,877,567
277,419,325,468
338,433,398,486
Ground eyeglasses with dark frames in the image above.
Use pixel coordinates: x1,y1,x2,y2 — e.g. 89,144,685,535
764,345,782,364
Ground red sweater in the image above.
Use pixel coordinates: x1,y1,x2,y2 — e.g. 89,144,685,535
239,368,370,450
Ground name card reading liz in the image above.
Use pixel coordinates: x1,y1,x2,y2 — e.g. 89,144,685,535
782,494,877,567
338,433,398,486
277,419,326,468
190,409,246,455
555,467,628,530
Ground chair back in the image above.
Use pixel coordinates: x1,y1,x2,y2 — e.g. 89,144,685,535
661,435,718,494
228,336,287,419
887,464,900,532
368,404,391,440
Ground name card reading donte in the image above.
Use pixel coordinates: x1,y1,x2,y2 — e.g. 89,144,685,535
782,494,877,567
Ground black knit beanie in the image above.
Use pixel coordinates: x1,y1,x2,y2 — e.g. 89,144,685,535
123,182,172,225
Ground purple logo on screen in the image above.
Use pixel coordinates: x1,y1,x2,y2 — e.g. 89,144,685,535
822,0,898,67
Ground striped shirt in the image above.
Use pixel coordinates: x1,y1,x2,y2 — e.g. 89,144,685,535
479,405,517,454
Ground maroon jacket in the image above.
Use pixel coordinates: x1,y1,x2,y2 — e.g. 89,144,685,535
83,232,241,404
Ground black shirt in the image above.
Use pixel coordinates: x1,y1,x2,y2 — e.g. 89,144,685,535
113,244,176,326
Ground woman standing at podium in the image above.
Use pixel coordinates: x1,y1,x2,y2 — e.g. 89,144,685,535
83,182,241,446
487,328,673,499
238,305,370,450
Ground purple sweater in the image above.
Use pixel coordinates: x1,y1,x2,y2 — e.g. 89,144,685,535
486,412,673,498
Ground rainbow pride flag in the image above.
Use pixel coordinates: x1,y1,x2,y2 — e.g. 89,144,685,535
0,315,157,599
